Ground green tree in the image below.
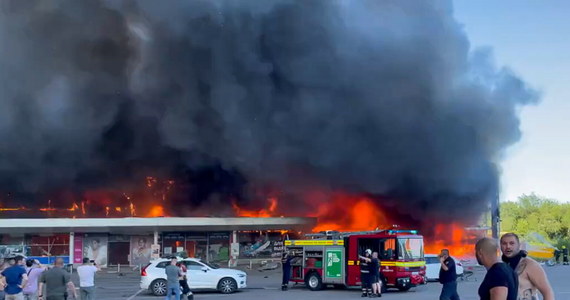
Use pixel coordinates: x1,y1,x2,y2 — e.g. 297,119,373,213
499,193,570,246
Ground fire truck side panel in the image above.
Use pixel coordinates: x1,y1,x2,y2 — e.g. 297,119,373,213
321,246,345,285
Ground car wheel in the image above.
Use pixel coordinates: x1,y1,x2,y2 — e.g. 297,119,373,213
151,279,168,296
218,277,238,294
305,272,323,291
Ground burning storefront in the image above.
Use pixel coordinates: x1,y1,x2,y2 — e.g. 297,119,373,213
0,217,315,267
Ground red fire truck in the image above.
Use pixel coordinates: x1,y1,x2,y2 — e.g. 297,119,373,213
284,230,426,292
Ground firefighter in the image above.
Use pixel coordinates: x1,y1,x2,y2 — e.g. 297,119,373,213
281,250,293,291
359,249,372,297
563,246,569,265
554,248,561,264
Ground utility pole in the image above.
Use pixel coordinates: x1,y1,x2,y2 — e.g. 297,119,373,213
491,191,500,239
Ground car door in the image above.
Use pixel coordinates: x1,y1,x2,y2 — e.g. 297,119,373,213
194,261,221,289
425,257,439,280
184,261,206,288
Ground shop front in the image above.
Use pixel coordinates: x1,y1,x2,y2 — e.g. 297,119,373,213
0,217,316,267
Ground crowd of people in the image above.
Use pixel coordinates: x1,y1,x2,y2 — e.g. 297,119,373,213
0,256,100,300
439,232,555,300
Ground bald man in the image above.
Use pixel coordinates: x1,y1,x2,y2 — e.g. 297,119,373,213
500,233,554,300
475,238,518,300
38,258,77,300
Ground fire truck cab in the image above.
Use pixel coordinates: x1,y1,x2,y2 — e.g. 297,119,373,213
285,230,426,292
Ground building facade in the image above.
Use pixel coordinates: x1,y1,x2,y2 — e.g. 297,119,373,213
0,217,315,267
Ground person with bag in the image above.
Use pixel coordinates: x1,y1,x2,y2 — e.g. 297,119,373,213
38,258,77,300
23,259,44,300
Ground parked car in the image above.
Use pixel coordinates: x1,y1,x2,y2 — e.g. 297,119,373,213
425,254,464,281
140,258,247,296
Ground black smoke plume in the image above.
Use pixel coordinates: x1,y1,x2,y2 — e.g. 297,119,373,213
0,0,537,224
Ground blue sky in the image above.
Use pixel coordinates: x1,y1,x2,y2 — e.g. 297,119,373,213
453,1,570,202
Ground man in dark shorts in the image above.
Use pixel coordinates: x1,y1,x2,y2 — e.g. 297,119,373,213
370,252,381,298
476,238,518,300
359,249,372,297
38,258,77,300
439,249,459,300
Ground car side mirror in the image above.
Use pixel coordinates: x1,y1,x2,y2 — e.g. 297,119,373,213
201,266,208,272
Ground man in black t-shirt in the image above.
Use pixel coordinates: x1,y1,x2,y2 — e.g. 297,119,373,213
438,249,459,300
476,238,518,300
371,252,382,297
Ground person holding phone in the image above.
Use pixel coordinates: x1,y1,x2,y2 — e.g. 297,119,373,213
77,258,100,300
439,249,460,300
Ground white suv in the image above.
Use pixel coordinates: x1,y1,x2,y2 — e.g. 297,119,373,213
140,258,247,296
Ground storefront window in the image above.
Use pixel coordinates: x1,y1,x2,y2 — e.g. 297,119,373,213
208,232,230,263
29,234,70,257
237,231,288,259
162,233,185,257
185,233,207,260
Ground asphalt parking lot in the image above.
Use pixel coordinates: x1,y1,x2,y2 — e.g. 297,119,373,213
71,264,570,299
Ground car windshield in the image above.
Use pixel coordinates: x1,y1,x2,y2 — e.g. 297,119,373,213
201,261,220,269
397,238,424,260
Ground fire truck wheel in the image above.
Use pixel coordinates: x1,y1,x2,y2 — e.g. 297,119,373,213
305,272,323,291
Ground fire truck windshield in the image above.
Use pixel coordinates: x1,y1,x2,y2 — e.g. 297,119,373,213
397,238,424,260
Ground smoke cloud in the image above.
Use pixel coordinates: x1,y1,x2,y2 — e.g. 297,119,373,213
0,0,537,224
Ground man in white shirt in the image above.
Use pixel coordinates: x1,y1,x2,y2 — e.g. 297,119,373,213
76,258,100,300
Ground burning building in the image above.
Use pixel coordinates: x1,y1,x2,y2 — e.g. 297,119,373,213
0,1,536,264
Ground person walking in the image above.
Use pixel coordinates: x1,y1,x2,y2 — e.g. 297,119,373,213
554,249,561,265
359,249,372,297
476,238,518,300
38,258,77,300
370,252,381,298
164,257,181,300
23,259,44,300
176,262,191,299
500,233,554,300
281,251,292,291
76,258,100,300
1,256,28,300
438,249,460,300
562,246,568,265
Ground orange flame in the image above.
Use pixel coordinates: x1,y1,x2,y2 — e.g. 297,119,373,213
232,197,278,217
146,205,166,217
0,206,26,211
424,223,483,258
312,195,388,232
130,202,136,216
